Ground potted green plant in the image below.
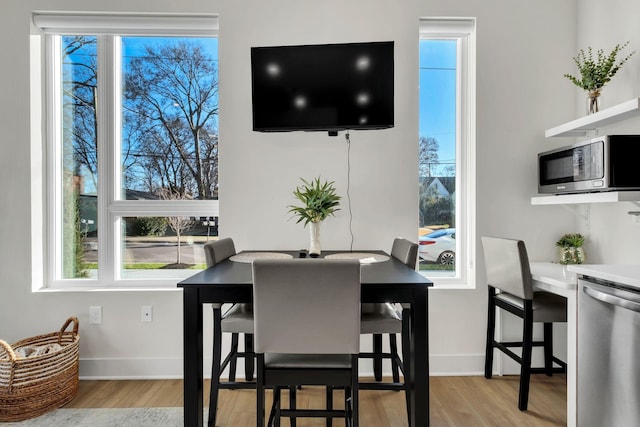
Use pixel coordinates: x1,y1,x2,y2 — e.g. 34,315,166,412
564,41,635,114
288,177,341,256
555,233,586,265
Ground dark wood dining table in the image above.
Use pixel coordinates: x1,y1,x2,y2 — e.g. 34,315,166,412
177,250,432,427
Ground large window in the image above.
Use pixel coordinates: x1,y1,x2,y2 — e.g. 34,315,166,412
35,13,220,288
418,18,476,287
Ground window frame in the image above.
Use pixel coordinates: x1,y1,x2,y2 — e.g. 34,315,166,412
419,17,476,288
35,12,220,289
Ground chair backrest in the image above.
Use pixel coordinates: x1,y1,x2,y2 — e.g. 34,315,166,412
391,237,418,269
481,236,533,300
203,238,236,267
252,259,361,355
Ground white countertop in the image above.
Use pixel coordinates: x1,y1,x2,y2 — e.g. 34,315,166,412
567,264,640,290
530,262,578,290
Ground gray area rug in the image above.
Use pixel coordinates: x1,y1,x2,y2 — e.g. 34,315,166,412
3,407,204,426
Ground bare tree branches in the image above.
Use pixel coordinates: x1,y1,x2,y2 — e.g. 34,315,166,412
123,40,219,200
157,189,195,265
419,136,439,178
62,37,219,200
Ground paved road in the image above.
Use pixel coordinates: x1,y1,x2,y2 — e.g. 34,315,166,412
84,238,210,265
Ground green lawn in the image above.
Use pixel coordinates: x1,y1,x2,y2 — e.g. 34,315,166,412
84,262,206,270
419,263,454,271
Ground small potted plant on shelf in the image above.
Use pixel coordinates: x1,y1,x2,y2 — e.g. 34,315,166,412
556,233,586,265
564,41,635,114
288,177,341,257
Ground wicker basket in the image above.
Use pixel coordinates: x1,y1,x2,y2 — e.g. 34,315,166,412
0,317,80,422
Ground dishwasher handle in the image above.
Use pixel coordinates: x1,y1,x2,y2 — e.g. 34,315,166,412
583,283,640,313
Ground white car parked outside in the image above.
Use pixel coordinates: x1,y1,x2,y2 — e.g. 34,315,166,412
418,228,455,265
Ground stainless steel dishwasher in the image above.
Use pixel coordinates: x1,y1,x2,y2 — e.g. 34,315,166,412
578,277,640,427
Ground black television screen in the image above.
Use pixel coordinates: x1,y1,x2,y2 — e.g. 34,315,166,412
251,41,394,134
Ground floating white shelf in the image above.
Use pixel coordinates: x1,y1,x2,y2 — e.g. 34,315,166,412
545,97,640,138
531,191,640,206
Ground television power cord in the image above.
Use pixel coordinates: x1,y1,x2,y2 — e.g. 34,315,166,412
345,131,354,252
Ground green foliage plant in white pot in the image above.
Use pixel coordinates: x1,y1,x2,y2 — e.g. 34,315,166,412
288,177,341,257
564,41,635,114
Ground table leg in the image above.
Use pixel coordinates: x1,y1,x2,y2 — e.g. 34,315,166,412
184,287,204,427
411,287,429,426
402,307,412,425
208,306,223,427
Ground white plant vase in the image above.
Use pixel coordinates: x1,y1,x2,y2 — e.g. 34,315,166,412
559,246,585,265
309,221,322,256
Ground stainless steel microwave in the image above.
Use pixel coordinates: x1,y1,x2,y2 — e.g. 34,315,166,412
538,135,640,194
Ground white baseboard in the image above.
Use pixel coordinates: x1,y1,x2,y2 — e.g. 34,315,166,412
79,354,487,380
428,353,486,376
80,358,184,380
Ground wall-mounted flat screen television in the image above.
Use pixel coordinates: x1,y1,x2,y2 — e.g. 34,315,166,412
251,41,394,134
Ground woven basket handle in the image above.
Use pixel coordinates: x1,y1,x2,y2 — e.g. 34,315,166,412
0,339,17,391
0,339,17,363
57,316,79,345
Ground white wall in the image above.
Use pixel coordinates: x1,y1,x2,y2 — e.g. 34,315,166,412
421,0,577,373
0,0,579,379
573,0,640,264
217,0,420,253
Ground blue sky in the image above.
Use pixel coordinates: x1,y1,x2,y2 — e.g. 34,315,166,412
419,39,456,175
121,36,218,61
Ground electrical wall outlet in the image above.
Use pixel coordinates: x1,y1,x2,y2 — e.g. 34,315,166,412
89,306,102,324
141,306,153,322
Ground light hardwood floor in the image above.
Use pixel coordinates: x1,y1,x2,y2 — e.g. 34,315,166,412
67,375,566,426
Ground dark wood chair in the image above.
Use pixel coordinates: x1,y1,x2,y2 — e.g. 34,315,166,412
481,236,567,411
358,237,417,424
204,238,255,427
